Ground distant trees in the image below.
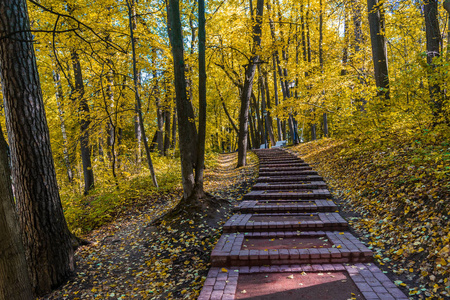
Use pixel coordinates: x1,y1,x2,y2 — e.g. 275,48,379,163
0,0,74,295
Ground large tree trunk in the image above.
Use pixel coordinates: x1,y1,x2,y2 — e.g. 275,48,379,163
127,0,158,187
237,0,264,167
0,0,75,295
367,0,390,99
167,0,199,199
0,124,33,300
71,51,95,194
424,0,445,124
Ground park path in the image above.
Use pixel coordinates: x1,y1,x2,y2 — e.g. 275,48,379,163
199,148,408,300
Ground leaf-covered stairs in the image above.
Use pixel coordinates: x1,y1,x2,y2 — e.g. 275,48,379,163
199,148,408,300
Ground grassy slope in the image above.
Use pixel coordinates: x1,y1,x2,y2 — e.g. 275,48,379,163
291,139,450,300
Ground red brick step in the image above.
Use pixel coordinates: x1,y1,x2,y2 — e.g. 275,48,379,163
211,231,373,266
252,182,328,190
223,213,348,233
235,199,337,213
199,264,408,300
243,189,332,200
257,175,324,183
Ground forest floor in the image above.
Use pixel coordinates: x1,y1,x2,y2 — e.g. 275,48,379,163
290,138,450,300
41,152,258,300
41,137,449,300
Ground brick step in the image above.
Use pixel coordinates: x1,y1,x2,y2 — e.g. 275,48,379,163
223,213,348,233
211,231,373,267
252,182,327,190
243,189,331,200
258,159,300,164
234,199,337,213
258,162,307,168
259,166,313,172
259,170,319,177
199,264,408,300
257,175,324,183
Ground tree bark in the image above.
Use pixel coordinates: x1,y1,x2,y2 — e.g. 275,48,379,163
0,0,75,295
127,0,158,187
71,50,95,194
167,0,199,199
0,124,33,300
156,95,165,155
367,0,390,99
237,0,264,167
323,113,328,137
164,109,171,156
194,0,207,198
445,1,450,55
424,0,445,124
311,124,317,141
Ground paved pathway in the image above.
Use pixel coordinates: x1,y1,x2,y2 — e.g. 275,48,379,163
199,148,408,300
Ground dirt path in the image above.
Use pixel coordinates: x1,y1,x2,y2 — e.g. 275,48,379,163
41,153,258,300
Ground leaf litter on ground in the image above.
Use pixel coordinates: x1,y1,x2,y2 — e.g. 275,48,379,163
41,152,258,300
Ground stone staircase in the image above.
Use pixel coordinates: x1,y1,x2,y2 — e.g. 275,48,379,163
199,148,408,300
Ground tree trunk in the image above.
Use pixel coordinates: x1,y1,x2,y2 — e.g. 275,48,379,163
194,0,207,198
323,113,328,137
71,51,95,194
311,124,317,141
156,97,165,155
259,68,276,146
172,106,177,149
367,0,390,99
0,124,34,300
237,0,264,167
164,110,171,156
424,0,445,124
127,0,158,188
52,66,74,184
272,55,283,141
249,109,258,148
0,0,75,295
167,0,199,199
445,0,450,55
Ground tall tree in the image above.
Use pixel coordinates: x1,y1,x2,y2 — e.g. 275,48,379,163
424,0,446,124
126,0,159,187
367,0,390,99
0,0,75,295
0,124,33,300
237,0,264,167
196,0,207,195
166,0,207,200
71,50,95,194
